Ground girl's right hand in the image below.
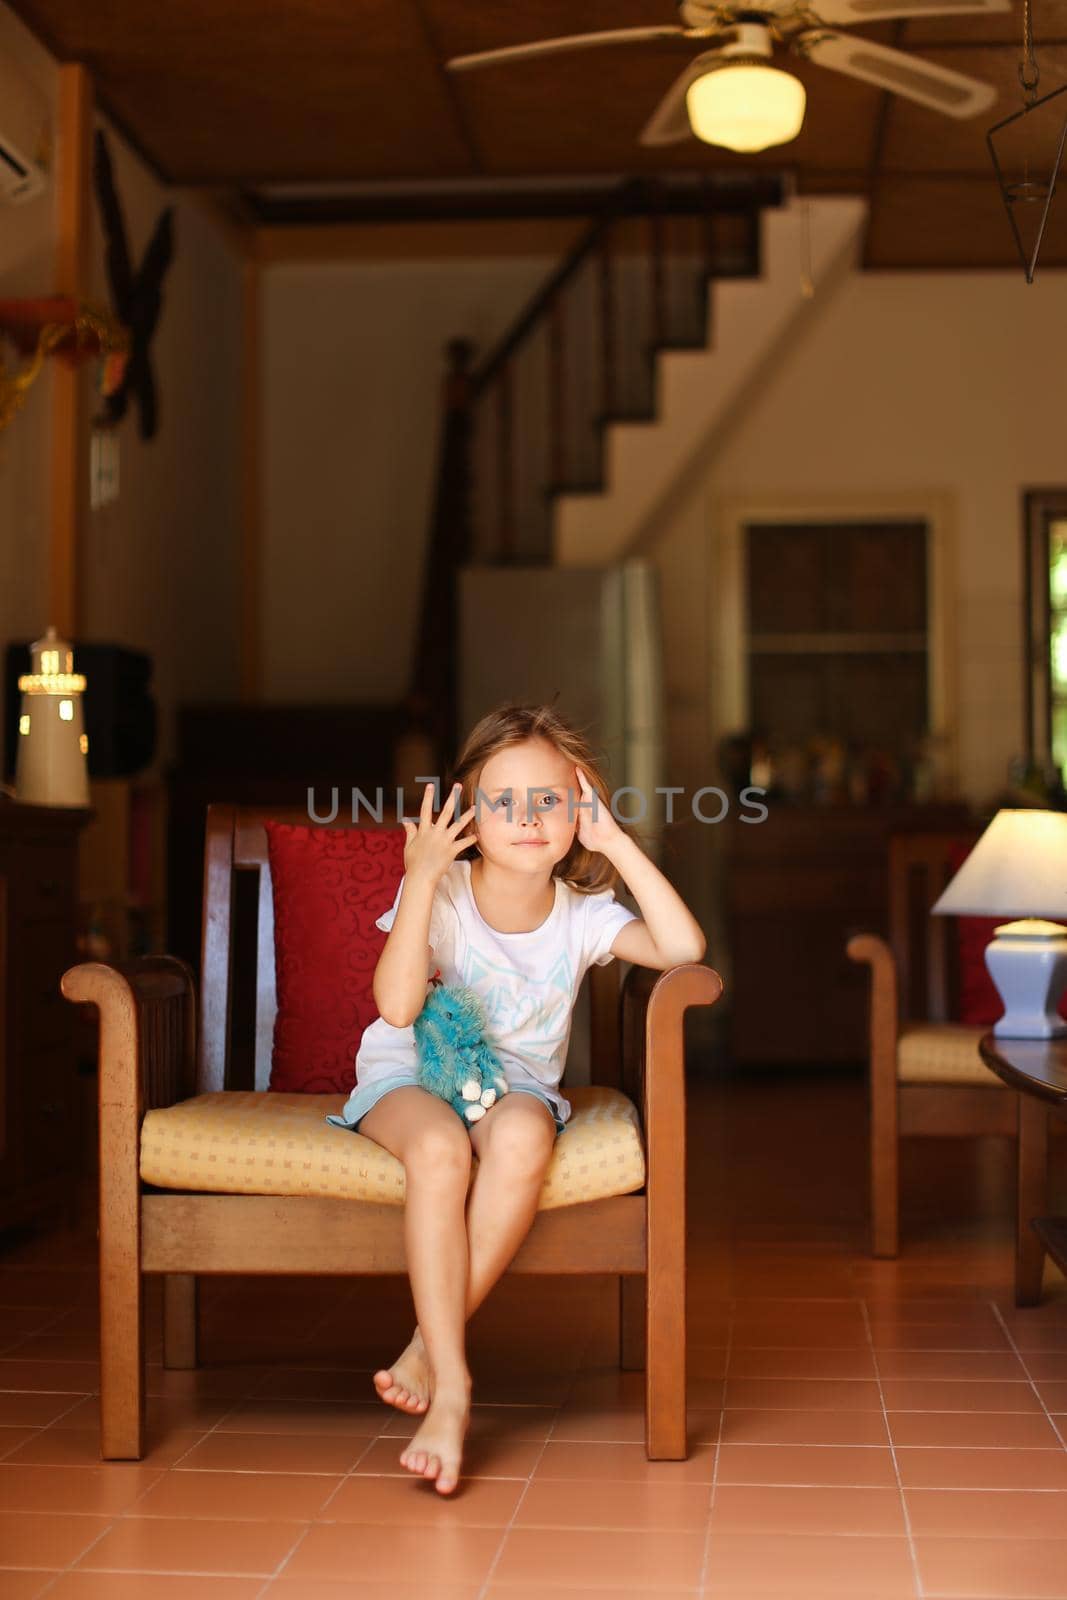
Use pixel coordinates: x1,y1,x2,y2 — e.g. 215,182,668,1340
402,782,477,886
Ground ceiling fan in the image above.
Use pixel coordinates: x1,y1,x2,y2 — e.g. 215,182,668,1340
445,0,1009,153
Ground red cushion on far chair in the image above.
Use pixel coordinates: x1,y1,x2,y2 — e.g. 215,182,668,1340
949,840,1067,1026
265,822,406,1093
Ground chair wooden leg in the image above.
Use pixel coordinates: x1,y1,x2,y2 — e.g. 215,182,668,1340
853,934,900,1258
620,1275,646,1371
645,1241,686,1460
871,1135,899,1259
163,1275,199,1370
870,1057,899,1258
99,1196,144,1460
1016,1092,1049,1308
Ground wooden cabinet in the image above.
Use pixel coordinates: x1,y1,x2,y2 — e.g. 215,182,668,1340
0,800,89,1229
722,801,973,1066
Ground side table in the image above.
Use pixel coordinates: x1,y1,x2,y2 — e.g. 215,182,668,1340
0,797,92,1230
978,1032,1067,1306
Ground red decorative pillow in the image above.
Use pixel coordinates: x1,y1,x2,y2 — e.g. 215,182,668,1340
949,840,1067,1025
265,823,406,1093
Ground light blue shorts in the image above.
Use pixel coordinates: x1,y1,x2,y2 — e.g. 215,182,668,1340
326,1074,566,1138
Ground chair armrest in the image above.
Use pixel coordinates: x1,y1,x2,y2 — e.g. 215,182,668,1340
623,960,724,1150
845,933,900,1085
61,955,198,1121
625,965,723,1326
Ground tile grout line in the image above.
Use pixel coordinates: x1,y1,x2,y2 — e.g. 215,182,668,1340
863,1296,924,1600
26,1502,130,1597
0,1301,78,1362
697,1302,732,1595
990,1298,1067,1454
160,1280,382,1593
21,1377,297,1594
475,1424,555,1600
474,1316,601,1600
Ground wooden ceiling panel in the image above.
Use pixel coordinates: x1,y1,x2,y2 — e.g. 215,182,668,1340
95,58,471,183
880,44,1067,172
9,0,475,180
8,0,1064,265
903,1,1067,46
419,0,684,58
864,173,1067,264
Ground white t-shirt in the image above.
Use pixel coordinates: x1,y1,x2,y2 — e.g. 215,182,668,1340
344,856,639,1124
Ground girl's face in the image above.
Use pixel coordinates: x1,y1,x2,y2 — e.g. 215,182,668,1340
470,737,578,874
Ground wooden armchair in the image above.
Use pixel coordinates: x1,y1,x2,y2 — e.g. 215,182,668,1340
847,828,1062,1304
61,803,723,1462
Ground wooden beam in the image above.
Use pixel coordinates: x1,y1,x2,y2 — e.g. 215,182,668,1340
254,218,586,265
239,258,261,701
50,62,93,637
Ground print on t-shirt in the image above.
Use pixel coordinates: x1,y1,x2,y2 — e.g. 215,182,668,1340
328,855,640,1127
465,944,575,1069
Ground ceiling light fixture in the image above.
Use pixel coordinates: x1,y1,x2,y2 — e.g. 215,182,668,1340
684,26,806,153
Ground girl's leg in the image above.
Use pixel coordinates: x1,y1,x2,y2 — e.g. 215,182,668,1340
357,1086,473,1493
385,1095,557,1406
462,1092,558,1312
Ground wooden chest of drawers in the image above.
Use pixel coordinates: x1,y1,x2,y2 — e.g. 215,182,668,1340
0,799,89,1230
721,801,974,1066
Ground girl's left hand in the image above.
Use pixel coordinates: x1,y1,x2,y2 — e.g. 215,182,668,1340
574,766,627,858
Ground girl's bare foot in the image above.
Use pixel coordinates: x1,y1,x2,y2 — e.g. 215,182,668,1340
399,1386,470,1495
373,1327,432,1414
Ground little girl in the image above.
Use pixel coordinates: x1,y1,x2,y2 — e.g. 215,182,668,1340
328,702,705,1495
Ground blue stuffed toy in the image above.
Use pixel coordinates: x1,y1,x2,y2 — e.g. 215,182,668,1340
413,976,508,1124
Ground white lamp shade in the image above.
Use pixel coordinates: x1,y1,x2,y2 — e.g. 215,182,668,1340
685,63,806,153
930,808,1067,921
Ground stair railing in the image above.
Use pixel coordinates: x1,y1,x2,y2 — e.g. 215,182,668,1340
410,172,783,762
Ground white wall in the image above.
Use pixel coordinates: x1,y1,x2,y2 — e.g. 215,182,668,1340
0,0,245,772
587,267,1067,941
83,127,244,758
0,2,57,709
633,268,1067,810
261,256,552,703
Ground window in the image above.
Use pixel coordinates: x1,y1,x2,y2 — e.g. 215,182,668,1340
1024,489,1067,784
744,519,930,796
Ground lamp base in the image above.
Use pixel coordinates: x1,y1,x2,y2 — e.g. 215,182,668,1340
987,920,1067,1039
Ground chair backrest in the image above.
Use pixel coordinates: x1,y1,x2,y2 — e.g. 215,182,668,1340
199,803,622,1093
887,828,981,1024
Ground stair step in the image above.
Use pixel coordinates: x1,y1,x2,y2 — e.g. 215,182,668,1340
543,479,604,499
647,337,706,353
594,409,656,429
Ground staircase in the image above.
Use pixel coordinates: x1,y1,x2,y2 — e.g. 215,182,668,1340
409,174,784,757
554,193,868,566
463,176,784,566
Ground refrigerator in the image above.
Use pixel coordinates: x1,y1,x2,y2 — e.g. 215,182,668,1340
458,559,665,866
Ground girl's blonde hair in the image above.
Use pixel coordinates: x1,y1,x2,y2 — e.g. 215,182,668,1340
446,702,628,895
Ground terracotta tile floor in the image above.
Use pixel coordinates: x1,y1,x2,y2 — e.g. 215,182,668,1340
0,1063,1065,1598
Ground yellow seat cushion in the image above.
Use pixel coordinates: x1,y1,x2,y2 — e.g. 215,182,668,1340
140,1083,646,1211
896,1022,1005,1086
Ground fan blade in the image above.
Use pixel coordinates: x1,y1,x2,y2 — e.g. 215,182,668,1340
813,0,1008,21
446,27,685,72
640,50,727,146
797,29,997,116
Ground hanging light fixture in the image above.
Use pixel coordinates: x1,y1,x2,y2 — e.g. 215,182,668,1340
986,0,1067,283
686,25,806,154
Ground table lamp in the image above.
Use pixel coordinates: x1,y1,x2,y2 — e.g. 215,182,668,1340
931,808,1067,1039
14,625,90,807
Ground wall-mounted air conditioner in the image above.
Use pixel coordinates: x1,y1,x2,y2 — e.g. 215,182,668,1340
0,61,50,204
